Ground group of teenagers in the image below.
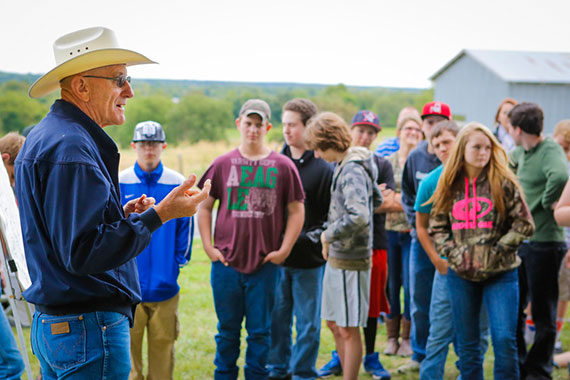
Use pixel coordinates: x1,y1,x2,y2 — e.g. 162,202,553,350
195,94,570,380
6,25,570,380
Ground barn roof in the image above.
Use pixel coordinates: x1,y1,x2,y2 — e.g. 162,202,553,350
430,49,570,84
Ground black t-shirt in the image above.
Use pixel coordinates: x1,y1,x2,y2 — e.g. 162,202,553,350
373,154,396,250
281,146,334,268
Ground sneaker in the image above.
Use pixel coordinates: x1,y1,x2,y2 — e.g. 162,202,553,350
395,359,421,374
317,350,342,378
363,352,391,380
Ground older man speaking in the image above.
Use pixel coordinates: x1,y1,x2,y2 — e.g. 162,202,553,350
16,27,210,379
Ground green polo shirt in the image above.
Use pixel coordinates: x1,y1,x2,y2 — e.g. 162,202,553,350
510,137,568,242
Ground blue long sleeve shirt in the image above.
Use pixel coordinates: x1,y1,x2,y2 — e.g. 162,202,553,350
15,100,162,322
120,162,193,302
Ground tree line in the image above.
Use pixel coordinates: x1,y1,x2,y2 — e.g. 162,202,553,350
0,76,433,147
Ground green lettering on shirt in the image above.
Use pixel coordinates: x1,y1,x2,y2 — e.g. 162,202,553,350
252,166,265,187
227,187,249,210
236,188,249,210
240,166,253,186
266,167,278,188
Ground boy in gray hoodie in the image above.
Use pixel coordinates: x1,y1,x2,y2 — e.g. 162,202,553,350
304,112,384,380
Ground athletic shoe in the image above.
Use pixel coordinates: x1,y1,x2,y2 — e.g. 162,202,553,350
363,352,391,379
395,359,421,374
317,350,342,378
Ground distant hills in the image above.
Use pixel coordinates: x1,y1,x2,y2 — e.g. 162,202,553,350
0,70,424,95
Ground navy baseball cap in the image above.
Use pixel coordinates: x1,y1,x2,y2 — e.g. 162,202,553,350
351,110,381,131
132,121,166,142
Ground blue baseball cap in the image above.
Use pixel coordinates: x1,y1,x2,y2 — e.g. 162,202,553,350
351,110,381,131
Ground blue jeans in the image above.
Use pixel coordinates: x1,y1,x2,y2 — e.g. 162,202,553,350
409,236,435,362
387,230,411,320
420,271,489,380
211,261,279,380
267,265,324,380
31,311,131,380
0,306,24,380
516,241,566,380
447,268,519,380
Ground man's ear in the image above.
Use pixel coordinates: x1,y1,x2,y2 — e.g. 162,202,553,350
131,142,136,150
235,118,241,129
162,142,168,150
1,153,9,163
266,123,272,132
70,75,90,102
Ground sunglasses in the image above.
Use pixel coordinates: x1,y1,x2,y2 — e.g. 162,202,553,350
82,74,131,88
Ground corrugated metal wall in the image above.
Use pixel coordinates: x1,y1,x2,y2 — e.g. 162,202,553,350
433,54,570,134
510,83,570,134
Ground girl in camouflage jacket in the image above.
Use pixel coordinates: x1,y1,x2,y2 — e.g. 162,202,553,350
427,122,534,380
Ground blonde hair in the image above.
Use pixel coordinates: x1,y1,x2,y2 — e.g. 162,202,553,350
397,115,422,134
0,132,25,164
553,120,570,145
427,122,521,219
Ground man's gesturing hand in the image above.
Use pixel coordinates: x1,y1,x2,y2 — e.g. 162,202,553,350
154,175,211,223
124,194,156,217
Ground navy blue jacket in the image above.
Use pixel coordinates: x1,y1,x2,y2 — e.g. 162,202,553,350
15,100,162,322
401,140,441,231
120,162,193,302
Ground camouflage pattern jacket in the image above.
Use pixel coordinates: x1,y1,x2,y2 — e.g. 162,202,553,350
324,147,383,262
430,174,534,281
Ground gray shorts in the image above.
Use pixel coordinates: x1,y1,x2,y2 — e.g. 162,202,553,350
321,262,371,327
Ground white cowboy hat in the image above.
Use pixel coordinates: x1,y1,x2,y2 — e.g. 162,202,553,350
29,26,157,98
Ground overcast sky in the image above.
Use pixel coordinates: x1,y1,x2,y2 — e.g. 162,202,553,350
1,0,569,88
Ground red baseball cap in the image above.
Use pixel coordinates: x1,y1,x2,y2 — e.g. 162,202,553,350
421,101,451,120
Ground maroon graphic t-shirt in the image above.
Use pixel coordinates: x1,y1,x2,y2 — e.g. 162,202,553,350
198,149,305,273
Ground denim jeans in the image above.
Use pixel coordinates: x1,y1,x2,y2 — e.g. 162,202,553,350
409,236,435,362
0,306,24,380
516,241,566,380
420,271,489,380
447,268,519,380
387,230,411,320
267,265,324,380
211,261,279,380
31,311,131,380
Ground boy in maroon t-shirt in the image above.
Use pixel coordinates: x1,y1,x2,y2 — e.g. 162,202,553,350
198,99,305,380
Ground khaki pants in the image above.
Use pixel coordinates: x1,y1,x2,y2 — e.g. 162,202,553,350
129,293,180,380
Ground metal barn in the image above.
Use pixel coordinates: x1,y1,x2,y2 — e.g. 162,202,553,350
431,49,570,134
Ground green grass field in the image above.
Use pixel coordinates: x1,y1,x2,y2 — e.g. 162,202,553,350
15,132,570,379
16,240,570,379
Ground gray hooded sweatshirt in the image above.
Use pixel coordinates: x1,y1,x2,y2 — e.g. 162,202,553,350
323,147,383,266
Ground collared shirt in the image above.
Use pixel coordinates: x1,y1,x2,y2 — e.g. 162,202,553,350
16,99,162,322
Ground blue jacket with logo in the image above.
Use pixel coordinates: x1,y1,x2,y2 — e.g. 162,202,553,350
120,162,193,302
15,100,163,322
